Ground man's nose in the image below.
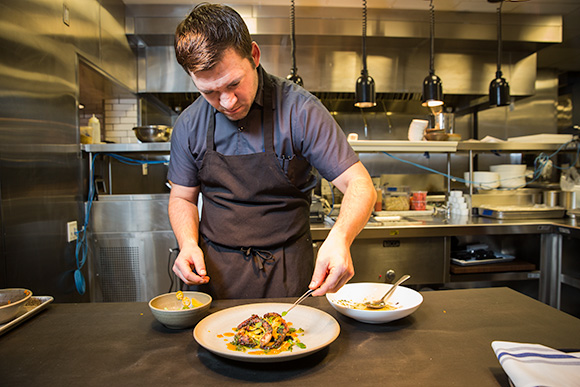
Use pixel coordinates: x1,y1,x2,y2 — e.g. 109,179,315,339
220,92,237,110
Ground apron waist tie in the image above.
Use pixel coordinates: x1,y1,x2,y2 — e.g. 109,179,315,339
241,247,275,271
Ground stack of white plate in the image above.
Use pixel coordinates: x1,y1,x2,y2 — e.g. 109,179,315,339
464,171,500,190
490,164,527,188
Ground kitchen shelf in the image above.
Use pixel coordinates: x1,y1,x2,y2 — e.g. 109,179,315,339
347,140,577,153
450,259,536,274
81,143,170,153
80,139,576,155
449,270,541,283
457,141,577,152
348,140,458,153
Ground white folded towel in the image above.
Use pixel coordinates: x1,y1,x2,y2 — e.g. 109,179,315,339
492,341,580,387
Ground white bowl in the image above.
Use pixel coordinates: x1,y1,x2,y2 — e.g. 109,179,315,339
0,288,33,324
326,282,423,324
149,291,212,329
464,172,500,190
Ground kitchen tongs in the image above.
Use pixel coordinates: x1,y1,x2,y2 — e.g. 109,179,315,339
283,289,314,316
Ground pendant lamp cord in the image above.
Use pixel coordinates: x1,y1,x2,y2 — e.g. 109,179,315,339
362,0,368,74
496,0,504,77
429,0,435,75
290,0,297,75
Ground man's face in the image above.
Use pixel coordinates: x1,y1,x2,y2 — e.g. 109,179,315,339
191,43,260,122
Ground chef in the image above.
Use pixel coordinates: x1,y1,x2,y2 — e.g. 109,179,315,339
167,3,376,299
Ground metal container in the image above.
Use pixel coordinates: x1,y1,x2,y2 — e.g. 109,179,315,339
543,190,561,207
133,125,172,143
560,191,578,210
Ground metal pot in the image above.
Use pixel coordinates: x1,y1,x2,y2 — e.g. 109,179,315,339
560,191,578,210
543,190,560,207
133,125,172,143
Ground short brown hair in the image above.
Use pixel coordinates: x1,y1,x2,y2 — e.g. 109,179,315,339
175,3,254,74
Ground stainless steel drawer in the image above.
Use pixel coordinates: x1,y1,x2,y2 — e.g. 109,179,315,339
314,237,447,285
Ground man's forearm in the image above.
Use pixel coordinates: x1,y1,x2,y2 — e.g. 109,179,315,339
327,175,375,245
168,197,200,249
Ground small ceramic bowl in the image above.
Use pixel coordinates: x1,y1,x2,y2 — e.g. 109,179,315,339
149,291,212,329
0,288,33,324
326,282,423,324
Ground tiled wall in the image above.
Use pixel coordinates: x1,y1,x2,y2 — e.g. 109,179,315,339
104,98,139,144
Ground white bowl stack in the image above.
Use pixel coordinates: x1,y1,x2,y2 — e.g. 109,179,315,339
490,164,527,188
448,190,469,215
463,171,500,190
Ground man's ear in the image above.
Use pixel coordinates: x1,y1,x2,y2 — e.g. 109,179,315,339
251,41,261,68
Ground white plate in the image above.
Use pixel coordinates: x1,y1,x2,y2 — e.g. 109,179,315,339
326,283,423,324
193,303,340,363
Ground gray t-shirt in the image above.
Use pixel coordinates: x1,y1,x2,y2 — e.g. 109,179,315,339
167,66,358,192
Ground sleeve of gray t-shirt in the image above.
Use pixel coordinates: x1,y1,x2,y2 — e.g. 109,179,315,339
167,99,210,187
286,90,359,182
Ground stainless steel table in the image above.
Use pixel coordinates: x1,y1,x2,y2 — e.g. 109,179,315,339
1,287,579,386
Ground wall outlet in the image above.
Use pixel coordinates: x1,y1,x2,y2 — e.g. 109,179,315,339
63,4,70,26
67,221,78,242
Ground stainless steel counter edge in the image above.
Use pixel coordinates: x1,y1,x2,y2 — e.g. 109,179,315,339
80,141,578,153
310,216,580,240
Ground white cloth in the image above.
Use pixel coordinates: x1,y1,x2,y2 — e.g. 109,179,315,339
492,341,580,387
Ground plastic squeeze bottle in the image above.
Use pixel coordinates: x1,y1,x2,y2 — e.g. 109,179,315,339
88,114,101,144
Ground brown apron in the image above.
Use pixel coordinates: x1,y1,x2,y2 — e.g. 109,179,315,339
196,72,314,299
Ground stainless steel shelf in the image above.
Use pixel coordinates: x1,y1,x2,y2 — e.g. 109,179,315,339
348,140,458,152
79,140,576,154
347,140,577,153
457,141,577,152
81,143,170,153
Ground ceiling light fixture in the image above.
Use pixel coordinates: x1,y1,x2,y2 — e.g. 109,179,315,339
489,0,510,106
422,0,443,108
355,0,376,108
286,0,303,86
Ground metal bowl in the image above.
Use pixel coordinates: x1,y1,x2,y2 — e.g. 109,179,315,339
133,125,172,143
0,288,33,324
425,130,448,141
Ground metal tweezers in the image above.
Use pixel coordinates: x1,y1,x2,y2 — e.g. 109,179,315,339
284,288,315,315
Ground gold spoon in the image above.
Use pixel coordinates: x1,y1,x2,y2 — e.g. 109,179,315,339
364,275,411,309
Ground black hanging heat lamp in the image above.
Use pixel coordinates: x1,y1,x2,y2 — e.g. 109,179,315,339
286,0,303,86
422,0,443,108
489,0,510,106
355,0,376,108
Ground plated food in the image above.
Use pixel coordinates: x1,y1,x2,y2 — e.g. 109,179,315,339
194,303,339,363
326,282,423,324
223,312,306,355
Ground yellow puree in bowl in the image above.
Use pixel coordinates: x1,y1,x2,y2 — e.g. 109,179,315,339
336,299,400,311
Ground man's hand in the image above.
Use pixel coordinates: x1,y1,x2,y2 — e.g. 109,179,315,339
308,161,375,296
309,236,354,297
173,243,210,285
168,183,209,285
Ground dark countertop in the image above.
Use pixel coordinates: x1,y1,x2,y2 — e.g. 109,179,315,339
2,287,580,386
